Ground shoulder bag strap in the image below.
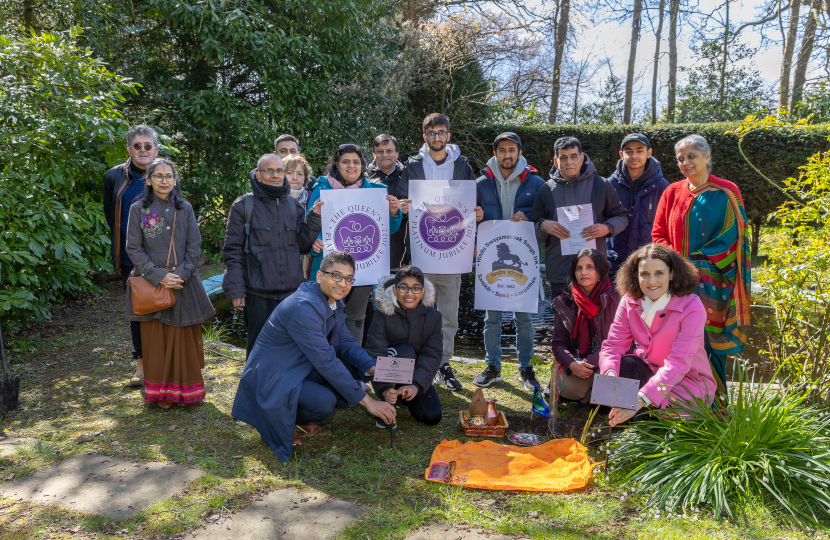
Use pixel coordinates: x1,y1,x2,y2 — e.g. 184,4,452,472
165,209,178,270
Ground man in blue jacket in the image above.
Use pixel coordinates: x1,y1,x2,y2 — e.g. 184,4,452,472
473,132,546,390
606,133,669,274
231,251,397,462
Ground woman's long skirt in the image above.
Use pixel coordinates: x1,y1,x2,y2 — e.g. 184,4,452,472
140,319,205,404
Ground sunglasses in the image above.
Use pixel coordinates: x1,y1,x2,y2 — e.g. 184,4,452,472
131,142,155,151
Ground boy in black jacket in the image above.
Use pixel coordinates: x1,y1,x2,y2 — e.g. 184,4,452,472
365,266,443,428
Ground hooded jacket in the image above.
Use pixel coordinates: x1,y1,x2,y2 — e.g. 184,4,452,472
222,170,322,302
305,174,403,280
476,159,546,223
232,281,375,462
529,154,628,284
367,160,408,269
551,286,621,370
365,274,442,399
606,157,669,272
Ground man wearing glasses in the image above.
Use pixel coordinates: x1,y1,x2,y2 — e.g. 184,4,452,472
394,113,478,392
103,124,160,387
232,251,397,462
222,154,323,357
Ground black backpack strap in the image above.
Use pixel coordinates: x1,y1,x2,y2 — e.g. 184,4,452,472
243,193,254,254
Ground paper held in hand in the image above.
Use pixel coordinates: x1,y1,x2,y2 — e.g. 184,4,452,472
590,374,640,410
373,356,416,385
556,203,596,255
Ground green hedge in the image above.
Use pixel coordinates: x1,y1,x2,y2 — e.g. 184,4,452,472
466,123,830,230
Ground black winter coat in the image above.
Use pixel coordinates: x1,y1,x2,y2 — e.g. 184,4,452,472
222,171,321,301
367,160,408,269
365,274,442,398
103,160,142,273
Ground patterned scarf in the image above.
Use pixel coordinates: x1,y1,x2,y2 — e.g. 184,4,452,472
571,276,611,355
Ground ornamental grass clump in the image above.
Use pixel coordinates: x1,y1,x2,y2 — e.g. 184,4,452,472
608,364,830,525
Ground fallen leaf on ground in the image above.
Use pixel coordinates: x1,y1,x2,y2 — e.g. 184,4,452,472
168,425,177,432
4,473,14,480
74,435,92,443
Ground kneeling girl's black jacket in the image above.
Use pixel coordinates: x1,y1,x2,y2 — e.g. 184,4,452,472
365,275,442,398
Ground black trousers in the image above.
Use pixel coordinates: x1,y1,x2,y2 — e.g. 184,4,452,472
244,294,283,359
618,355,656,389
120,266,142,359
380,343,443,426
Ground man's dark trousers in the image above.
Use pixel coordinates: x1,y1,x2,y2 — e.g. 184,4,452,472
244,294,281,358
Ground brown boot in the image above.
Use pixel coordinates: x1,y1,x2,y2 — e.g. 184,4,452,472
129,357,145,387
296,423,331,437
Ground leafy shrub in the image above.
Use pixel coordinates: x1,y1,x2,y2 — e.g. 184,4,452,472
730,114,830,399
0,27,137,329
609,365,830,525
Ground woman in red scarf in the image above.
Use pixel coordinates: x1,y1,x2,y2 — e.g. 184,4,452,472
551,249,622,403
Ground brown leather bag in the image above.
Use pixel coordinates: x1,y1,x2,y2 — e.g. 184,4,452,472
129,209,178,316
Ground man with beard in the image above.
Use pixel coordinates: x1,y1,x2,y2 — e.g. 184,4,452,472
395,113,479,392
472,133,546,390
366,134,409,271
606,133,669,275
103,124,159,386
530,137,628,296
222,154,322,357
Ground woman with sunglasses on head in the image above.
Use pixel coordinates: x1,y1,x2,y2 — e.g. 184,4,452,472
365,266,443,428
125,158,215,409
306,144,404,345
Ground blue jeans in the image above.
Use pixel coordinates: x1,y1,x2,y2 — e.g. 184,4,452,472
483,310,534,370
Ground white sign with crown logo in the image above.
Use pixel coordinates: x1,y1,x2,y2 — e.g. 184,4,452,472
321,188,390,286
408,180,477,274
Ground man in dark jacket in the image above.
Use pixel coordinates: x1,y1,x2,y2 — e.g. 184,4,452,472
392,113,478,392
473,132,546,391
232,251,397,462
365,266,443,428
222,154,322,357
606,133,669,273
103,124,159,386
366,134,409,270
530,137,628,294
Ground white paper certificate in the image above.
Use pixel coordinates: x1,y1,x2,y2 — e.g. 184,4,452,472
556,203,596,255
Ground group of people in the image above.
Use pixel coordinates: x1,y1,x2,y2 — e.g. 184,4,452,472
102,112,751,459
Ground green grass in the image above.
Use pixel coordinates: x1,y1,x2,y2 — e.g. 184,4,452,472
0,276,827,539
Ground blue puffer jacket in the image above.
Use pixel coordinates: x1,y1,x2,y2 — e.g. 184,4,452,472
476,164,546,223
306,174,403,280
606,157,669,271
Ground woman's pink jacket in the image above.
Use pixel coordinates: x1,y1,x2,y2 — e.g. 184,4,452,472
598,293,717,408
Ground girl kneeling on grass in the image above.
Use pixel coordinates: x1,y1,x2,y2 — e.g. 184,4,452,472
365,266,443,429
599,243,716,426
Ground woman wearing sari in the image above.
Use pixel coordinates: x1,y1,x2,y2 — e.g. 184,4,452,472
651,134,751,407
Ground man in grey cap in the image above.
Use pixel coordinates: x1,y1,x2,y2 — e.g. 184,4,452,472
606,133,668,274
473,132,546,390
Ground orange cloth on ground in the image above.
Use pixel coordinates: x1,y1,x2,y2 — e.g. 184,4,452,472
424,438,592,492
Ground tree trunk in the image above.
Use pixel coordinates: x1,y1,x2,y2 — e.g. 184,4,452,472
718,0,729,103
549,0,571,124
778,0,801,108
789,0,819,108
666,0,680,122
23,0,34,30
750,220,761,260
573,72,581,123
624,0,643,124
651,0,666,124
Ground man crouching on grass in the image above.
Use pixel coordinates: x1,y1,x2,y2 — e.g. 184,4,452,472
232,251,397,462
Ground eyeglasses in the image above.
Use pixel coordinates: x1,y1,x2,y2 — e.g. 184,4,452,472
321,270,356,285
259,168,285,177
425,130,448,139
131,142,155,151
150,174,175,182
395,284,423,294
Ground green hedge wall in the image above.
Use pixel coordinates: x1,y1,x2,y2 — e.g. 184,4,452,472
466,123,830,230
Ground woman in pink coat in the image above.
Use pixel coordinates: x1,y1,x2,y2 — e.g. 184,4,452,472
599,243,717,426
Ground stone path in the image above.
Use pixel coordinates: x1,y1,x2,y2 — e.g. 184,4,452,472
191,487,366,540
0,452,203,519
0,436,33,457
406,524,530,539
